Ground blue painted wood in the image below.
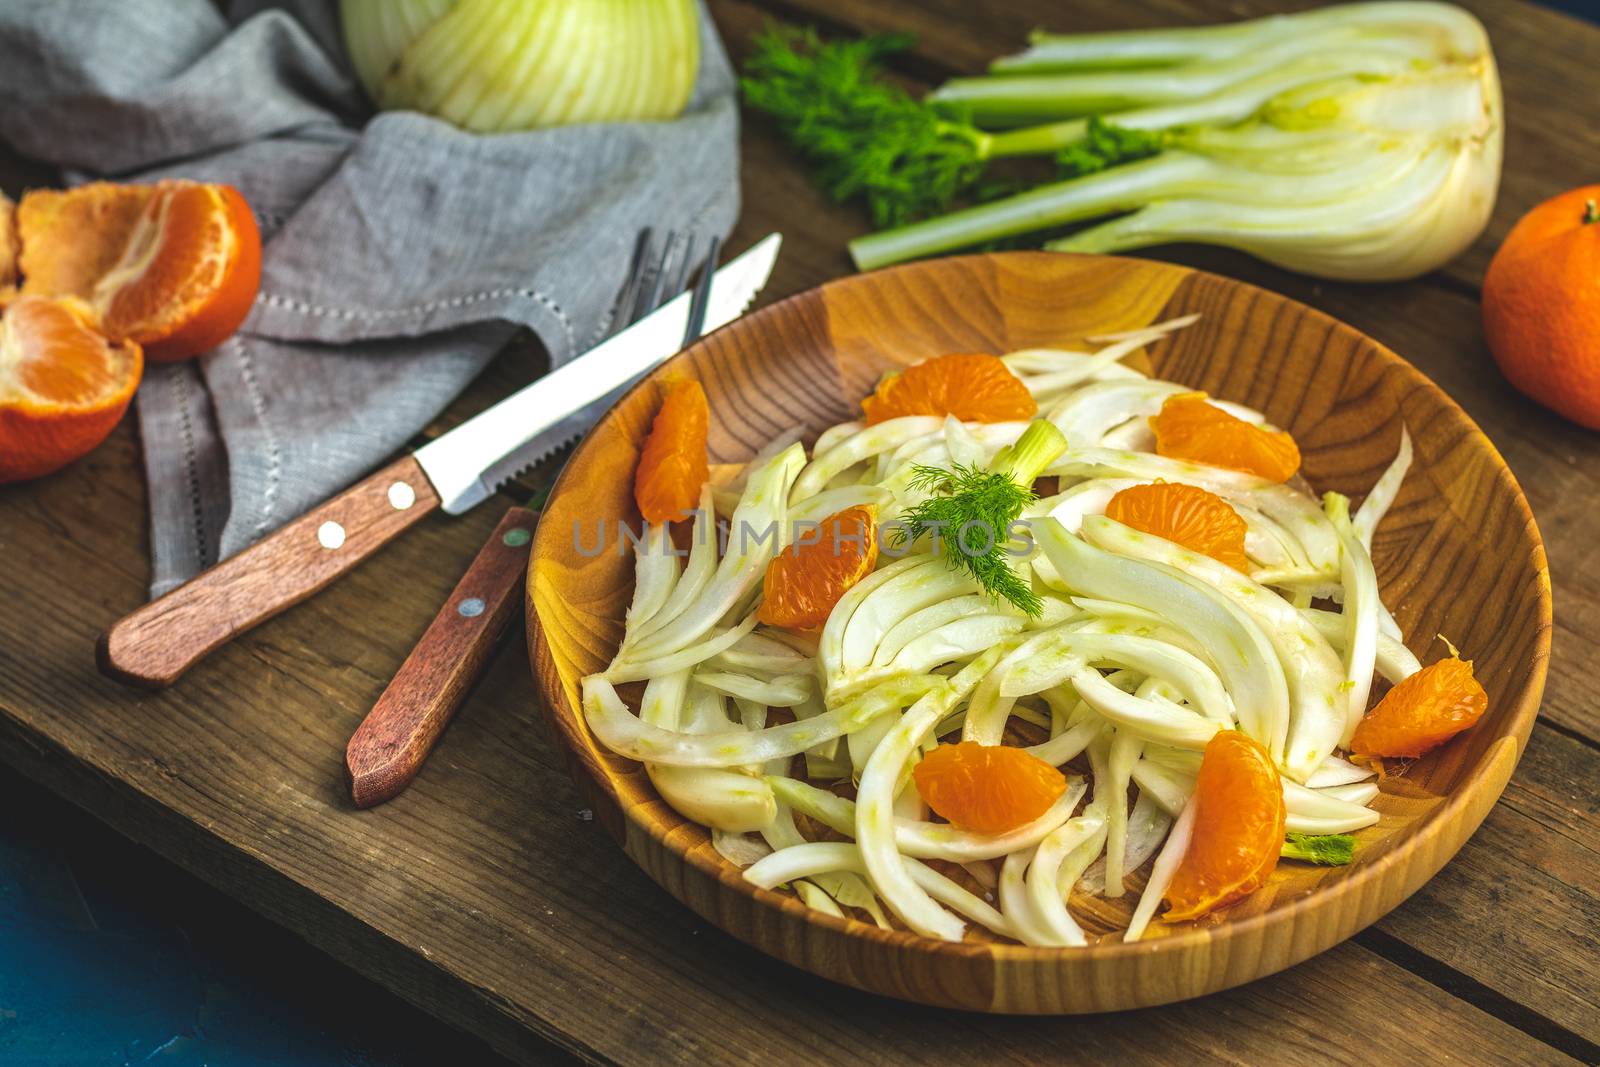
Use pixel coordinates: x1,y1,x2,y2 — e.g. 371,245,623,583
0,773,518,1067
1538,0,1599,22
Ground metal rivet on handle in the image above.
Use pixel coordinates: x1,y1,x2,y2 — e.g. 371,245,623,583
502,527,531,547
458,597,486,618
317,521,346,550
388,481,416,510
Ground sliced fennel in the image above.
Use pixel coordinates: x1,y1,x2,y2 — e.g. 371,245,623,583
623,489,717,648
1281,832,1357,865
582,313,1417,947
1080,791,1170,895
857,646,1014,940
1081,515,1344,781
624,444,805,663
1025,816,1097,944
1126,799,1196,942
1354,427,1414,549
1034,519,1290,760
743,842,1014,936
1327,493,1382,746
640,673,776,833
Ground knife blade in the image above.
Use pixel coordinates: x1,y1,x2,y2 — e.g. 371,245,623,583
343,236,737,806
418,232,780,515
97,234,782,689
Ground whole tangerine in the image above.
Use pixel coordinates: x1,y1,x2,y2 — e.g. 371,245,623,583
1481,186,1600,429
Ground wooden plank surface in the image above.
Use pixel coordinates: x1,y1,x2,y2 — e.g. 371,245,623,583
1,0,1597,1063
0,453,1585,1065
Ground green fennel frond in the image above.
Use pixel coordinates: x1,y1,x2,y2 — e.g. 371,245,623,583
740,25,987,228
1056,115,1169,178
1280,832,1356,866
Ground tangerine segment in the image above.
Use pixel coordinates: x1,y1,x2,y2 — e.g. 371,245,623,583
1105,481,1251,572
913,740,1068,834
1150,393,1301,483
1351,655,1487,759
1164,730,1286,921
861,353,1036,425
18,183,154,301
758,504,879,630
0,295,143,483
20,180,261,363
634,378,709,524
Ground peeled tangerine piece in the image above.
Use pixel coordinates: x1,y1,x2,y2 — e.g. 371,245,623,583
0,294,142,483
758,504,880,630
634,379,709,524
1351,653,1487,759
862,353,1037,425
18,180,261,363
1151,392,1301,483
1164,730,1286,921
1104,481,1251,572
914,740,1068,835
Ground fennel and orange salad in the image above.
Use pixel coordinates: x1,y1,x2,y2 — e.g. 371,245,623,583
579,317,1488,945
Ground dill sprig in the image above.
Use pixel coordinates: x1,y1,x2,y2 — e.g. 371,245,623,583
900,463,1042,616
895,419,1067,617
1280,832,1356,866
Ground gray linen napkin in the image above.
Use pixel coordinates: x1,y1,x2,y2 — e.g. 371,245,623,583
0,0,740,596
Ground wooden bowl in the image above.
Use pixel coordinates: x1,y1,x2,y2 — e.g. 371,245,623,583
526,252,1550,1012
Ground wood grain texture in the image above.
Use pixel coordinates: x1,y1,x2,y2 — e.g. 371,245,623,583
0,246,1589,1065
2,0,1598,1061
528,251,1551,1013
347,506,537,808
1371,724,1600,1043
97,455,440,688
0,422,1580,1064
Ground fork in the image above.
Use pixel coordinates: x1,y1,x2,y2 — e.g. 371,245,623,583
345,229,720,808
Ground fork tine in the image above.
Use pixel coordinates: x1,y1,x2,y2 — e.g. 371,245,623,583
604,229,655,340
624,229,666,328
680,235,722,347
632,229,683,322
660,234,698,304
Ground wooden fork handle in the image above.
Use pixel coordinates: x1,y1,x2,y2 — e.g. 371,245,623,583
97,455,441,689
346,506,538,808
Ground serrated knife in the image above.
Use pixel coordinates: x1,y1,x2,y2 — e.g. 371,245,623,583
343,235,730,807
97,234,782,689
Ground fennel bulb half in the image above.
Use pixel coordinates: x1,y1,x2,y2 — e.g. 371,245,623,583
745,2,1502,282
851,2,1502,279
341,0,700,133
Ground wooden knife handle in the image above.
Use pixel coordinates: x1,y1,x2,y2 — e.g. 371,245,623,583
346,506,537,808
97,455,441,689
